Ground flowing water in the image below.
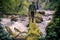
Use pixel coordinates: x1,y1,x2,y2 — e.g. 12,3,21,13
0,10,54,37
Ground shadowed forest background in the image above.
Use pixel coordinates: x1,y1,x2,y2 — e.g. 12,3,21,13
0,0,60,40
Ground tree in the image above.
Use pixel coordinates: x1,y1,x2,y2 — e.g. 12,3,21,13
2,0,22,14
44,0,59,10
45,3,60,40
2,0,29,15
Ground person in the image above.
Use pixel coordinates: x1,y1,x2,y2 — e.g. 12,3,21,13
29,2,36,22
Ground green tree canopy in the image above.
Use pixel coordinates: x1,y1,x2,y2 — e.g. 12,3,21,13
2,0,30,15
45,3,60,40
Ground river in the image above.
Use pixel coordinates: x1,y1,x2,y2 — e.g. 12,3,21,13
0,10,54,37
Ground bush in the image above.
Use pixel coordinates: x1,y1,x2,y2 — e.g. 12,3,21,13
0,23,13,40
45,4,60,40
44,2,58,10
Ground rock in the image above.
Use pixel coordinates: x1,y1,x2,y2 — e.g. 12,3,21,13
39,11,45,15
26,24,29,27
15,38,26,40
36,10,45,15
36,18,43,23
9,22,28,34
35,13,43,23
48,18,51,20
20,17,26,21
11,15,18,22
0,18,1,22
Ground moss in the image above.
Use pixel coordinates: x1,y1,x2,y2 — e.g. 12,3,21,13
27,18,42,40
35,13,43,23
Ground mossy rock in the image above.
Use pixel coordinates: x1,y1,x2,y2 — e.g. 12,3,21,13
35,13,43,23
36,18,43,23
39,11,45,15
11,15,18,22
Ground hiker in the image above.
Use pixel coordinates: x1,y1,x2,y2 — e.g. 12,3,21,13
29,2,36,22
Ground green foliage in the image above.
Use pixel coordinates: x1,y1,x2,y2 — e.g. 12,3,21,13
17,0,30,15
44,2,57,10
2,0,30,15
0,23,13,40
44,0,59,10
45,4,60,40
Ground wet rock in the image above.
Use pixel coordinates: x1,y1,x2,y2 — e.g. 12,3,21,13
26,24,29,27
36,18,43,23
9,22,28,34
15,38,26,40
35,13,43,23
48,18,51,20
11,15,18,22
39,11,45,15
20,17,26,21
0,18,1,22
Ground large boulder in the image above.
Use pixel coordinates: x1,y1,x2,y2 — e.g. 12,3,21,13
35,13,43,23
39,11,45,15
5,22,28,37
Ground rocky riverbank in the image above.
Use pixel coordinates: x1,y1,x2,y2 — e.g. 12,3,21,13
0,10,54,37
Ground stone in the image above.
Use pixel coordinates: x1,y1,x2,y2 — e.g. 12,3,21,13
35,13,43,23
